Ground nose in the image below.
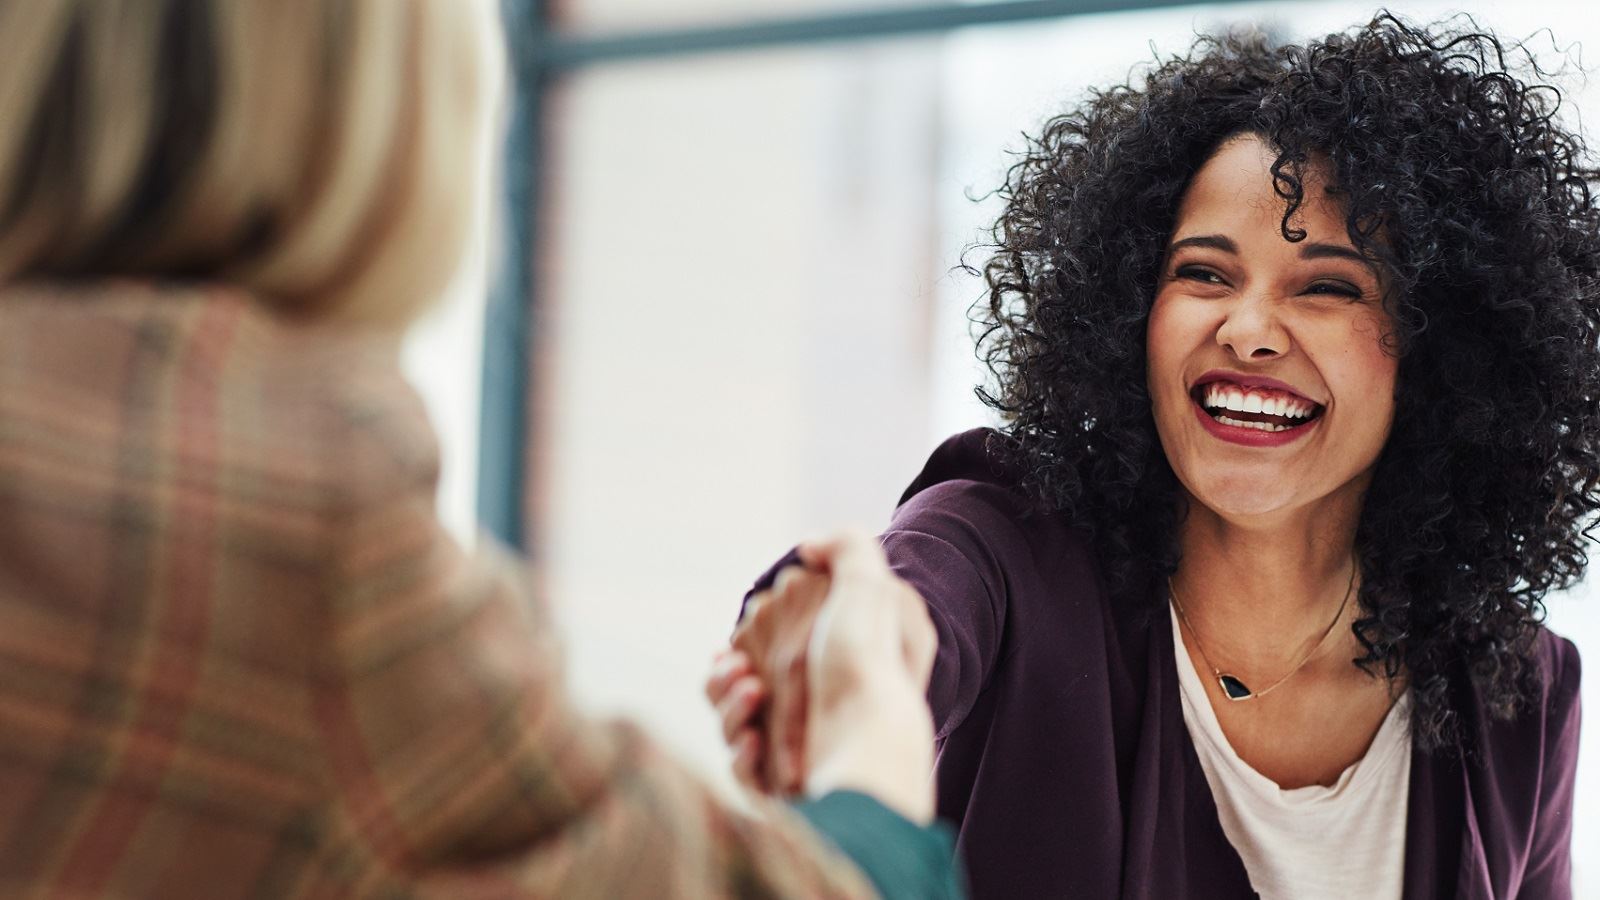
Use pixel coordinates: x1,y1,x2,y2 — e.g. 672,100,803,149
1214,293,1289,361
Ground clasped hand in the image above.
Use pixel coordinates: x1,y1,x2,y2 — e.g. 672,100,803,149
705,531,939,824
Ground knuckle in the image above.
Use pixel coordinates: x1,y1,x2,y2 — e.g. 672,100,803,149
774,565,802,596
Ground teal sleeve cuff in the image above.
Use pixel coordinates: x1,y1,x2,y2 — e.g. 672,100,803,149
794,790,966,900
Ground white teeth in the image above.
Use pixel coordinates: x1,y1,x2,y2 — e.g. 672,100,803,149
1215,415,1293,432
1199,382,1321,422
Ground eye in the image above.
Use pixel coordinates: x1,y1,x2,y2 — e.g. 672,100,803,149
1175,265,1226,286
1304,280,1364,300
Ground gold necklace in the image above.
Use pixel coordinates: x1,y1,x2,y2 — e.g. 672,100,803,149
1168,556,1357,702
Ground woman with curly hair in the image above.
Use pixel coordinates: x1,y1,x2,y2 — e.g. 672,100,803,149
710,12,1593,899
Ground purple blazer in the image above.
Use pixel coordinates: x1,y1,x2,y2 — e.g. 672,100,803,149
748,429,1582,899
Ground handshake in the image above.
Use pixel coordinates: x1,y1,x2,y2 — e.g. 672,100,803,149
704,531,940,824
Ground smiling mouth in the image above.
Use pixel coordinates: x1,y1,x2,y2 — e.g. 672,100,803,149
1191,380,1326,433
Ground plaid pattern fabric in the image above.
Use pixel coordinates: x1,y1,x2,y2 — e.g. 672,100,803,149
0,283,877,900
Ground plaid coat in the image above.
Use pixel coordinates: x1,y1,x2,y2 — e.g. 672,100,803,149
0,284,877,899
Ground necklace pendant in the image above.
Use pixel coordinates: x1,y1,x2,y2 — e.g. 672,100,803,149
1217,674,1254,701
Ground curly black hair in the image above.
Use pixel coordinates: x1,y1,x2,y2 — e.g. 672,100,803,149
973,11,1600,750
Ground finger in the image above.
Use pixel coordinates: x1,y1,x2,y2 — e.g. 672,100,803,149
781,670,809,795
766,669,793,790
741,589,772,622
772,568,831,616
716,675,766,744
732,729,767,793
704,650,753,703
797,528,888,581
704,650,731,701
732,592,772,655
769,641,811,792
772,565,804,598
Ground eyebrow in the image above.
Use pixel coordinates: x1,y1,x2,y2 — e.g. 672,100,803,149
1168,235,1237,254
1298,243,1368,263
1167,234,1370,264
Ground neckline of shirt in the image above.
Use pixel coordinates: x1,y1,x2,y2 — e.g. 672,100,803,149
1168,601,1412,807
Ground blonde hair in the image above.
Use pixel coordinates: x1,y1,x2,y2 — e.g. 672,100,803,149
0,0,501,324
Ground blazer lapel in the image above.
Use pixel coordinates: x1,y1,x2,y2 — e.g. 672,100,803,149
1402,738,1475,899
1145,598,1259,899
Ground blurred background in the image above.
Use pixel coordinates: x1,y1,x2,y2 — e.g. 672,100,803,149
408,0,1600,889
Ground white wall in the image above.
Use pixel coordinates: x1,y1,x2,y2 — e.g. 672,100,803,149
402,262,487,550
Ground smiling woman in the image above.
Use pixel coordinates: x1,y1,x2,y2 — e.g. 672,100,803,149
713,11,1599,900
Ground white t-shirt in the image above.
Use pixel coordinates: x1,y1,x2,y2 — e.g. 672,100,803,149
1170,605,1412,900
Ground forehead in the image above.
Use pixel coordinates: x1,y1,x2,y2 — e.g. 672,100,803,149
1174,135,1349,242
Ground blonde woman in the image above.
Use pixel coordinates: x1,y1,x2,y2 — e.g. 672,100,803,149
0,2,959,897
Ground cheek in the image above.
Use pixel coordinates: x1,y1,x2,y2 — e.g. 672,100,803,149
1330,318,1400,442
1145,294,1189,391
1146,293,1216,425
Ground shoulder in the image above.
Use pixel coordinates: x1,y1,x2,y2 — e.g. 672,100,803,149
894,429,1025,525
1514,627,1582,742
0,280,438,525
256,323,440,533
888,429,1102,610
896,429,1017,504
168,285,440,517
293,332,439,502
1530,627,1582,734
1538,627,1582,692
1469,626,1583,774
891,428,1091,563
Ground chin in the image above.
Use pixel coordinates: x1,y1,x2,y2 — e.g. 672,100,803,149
1181,470,1304,522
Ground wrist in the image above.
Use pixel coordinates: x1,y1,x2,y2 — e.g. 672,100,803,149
804,679,936,825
